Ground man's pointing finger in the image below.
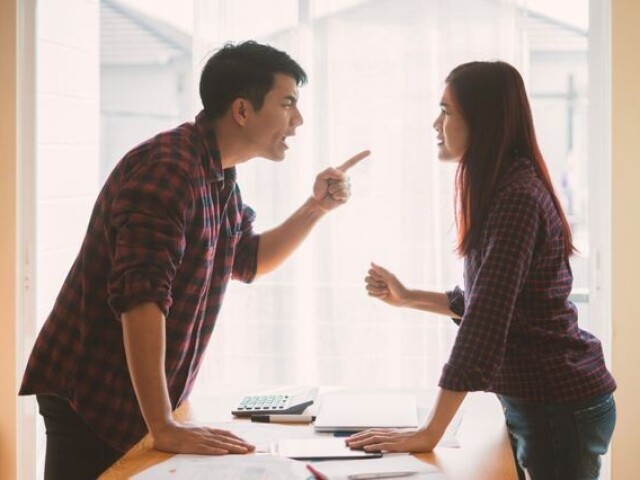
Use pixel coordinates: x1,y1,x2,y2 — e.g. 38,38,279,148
336,149,371,173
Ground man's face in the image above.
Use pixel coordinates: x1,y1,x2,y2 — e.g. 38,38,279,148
244,73,304,161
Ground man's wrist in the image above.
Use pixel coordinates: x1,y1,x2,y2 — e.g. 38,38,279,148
305,196,330,216
147,416,177,435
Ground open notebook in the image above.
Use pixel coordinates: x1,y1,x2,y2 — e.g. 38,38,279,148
314,392,418,432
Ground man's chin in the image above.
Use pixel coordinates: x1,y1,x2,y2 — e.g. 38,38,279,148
263,150,287,161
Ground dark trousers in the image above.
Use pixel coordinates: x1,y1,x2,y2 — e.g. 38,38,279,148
37,394,122,480
498,392,616,480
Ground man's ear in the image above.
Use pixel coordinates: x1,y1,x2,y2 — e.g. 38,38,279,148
231,98,250,126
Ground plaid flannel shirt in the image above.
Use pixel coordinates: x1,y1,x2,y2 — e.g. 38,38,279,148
20,111,260,451
440,158,615,402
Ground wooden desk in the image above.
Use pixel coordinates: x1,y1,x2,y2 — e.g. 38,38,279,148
100,389,516,480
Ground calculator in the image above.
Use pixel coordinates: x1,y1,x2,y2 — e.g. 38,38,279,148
231,387,318,417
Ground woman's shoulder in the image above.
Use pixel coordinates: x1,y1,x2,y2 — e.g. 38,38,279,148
495,158,551,207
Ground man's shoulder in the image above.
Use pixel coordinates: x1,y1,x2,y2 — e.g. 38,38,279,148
135,120,200,158
116,120,204,177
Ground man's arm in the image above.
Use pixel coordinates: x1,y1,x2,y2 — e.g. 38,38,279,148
256,150,370,276
256,197,326,275
122,302,254,455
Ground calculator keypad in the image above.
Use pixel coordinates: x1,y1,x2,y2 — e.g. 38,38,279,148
236,394,289,412
231,388,317,417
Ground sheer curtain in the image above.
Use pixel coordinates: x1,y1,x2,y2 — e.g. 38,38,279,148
191,0,524,394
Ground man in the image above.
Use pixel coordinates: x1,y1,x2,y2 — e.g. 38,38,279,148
20,41,369,479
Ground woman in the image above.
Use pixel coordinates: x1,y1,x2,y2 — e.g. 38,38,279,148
346,61,616,480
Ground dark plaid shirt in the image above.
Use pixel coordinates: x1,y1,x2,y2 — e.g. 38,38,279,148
20,111,260,452
440,158,616,402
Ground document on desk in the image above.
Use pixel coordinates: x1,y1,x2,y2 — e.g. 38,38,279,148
309,453,446,479
132,454,310,480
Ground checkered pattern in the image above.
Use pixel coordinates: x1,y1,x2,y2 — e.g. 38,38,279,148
20,111,260,452
440,158,615,402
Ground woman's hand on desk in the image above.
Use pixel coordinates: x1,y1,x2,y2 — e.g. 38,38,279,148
345,427,439,453
152,421,255,455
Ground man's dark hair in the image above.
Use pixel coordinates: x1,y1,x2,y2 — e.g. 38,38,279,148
199,41,307,120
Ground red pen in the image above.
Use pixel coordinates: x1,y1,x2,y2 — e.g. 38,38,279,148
306,463,329,480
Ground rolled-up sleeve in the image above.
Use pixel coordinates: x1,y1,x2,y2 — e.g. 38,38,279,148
231,204,260,283
439,190,540,392
107,162,194,317
446,286,465,325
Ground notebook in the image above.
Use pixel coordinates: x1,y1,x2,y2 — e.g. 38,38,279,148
314,392,418,432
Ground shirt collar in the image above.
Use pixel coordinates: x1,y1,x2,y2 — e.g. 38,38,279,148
195,110,224,183
498,156,534,189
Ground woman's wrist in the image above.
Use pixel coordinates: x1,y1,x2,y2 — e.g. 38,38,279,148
403,289,420,308
415,424,441,450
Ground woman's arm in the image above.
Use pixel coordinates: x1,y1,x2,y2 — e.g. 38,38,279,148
345,388,467,453
365,263,461,318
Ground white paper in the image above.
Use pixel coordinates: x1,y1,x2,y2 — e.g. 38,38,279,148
132,453,311,480
309,453,446,479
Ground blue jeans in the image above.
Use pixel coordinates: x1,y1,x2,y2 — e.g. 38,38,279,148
498,392,616,480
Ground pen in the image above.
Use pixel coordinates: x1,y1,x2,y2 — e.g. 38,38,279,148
251,414,316,424
347,472,417,479
306,464,328,480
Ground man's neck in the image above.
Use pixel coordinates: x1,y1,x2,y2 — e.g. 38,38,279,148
212,119,254,170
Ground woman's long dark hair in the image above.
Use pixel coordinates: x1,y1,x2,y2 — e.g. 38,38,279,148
446,61,575,258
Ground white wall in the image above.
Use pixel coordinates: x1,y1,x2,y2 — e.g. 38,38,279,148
36,0,101,323
28,1,101,477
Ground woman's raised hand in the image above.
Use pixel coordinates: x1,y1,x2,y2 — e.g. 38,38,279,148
365,262,411,307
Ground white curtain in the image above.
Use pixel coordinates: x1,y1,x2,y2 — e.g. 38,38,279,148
191,0,524,394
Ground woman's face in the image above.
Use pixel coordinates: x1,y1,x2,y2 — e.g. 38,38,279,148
433,84,470,162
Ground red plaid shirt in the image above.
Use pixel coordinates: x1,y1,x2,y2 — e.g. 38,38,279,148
440,158,616,402
20,111,260,451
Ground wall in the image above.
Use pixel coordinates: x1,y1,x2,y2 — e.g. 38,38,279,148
100,58,192,179
611,0,640,477
35,0,101,324
0,0,18,477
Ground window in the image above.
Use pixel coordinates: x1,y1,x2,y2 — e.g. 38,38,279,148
22,0,607,477
189,0,597,394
